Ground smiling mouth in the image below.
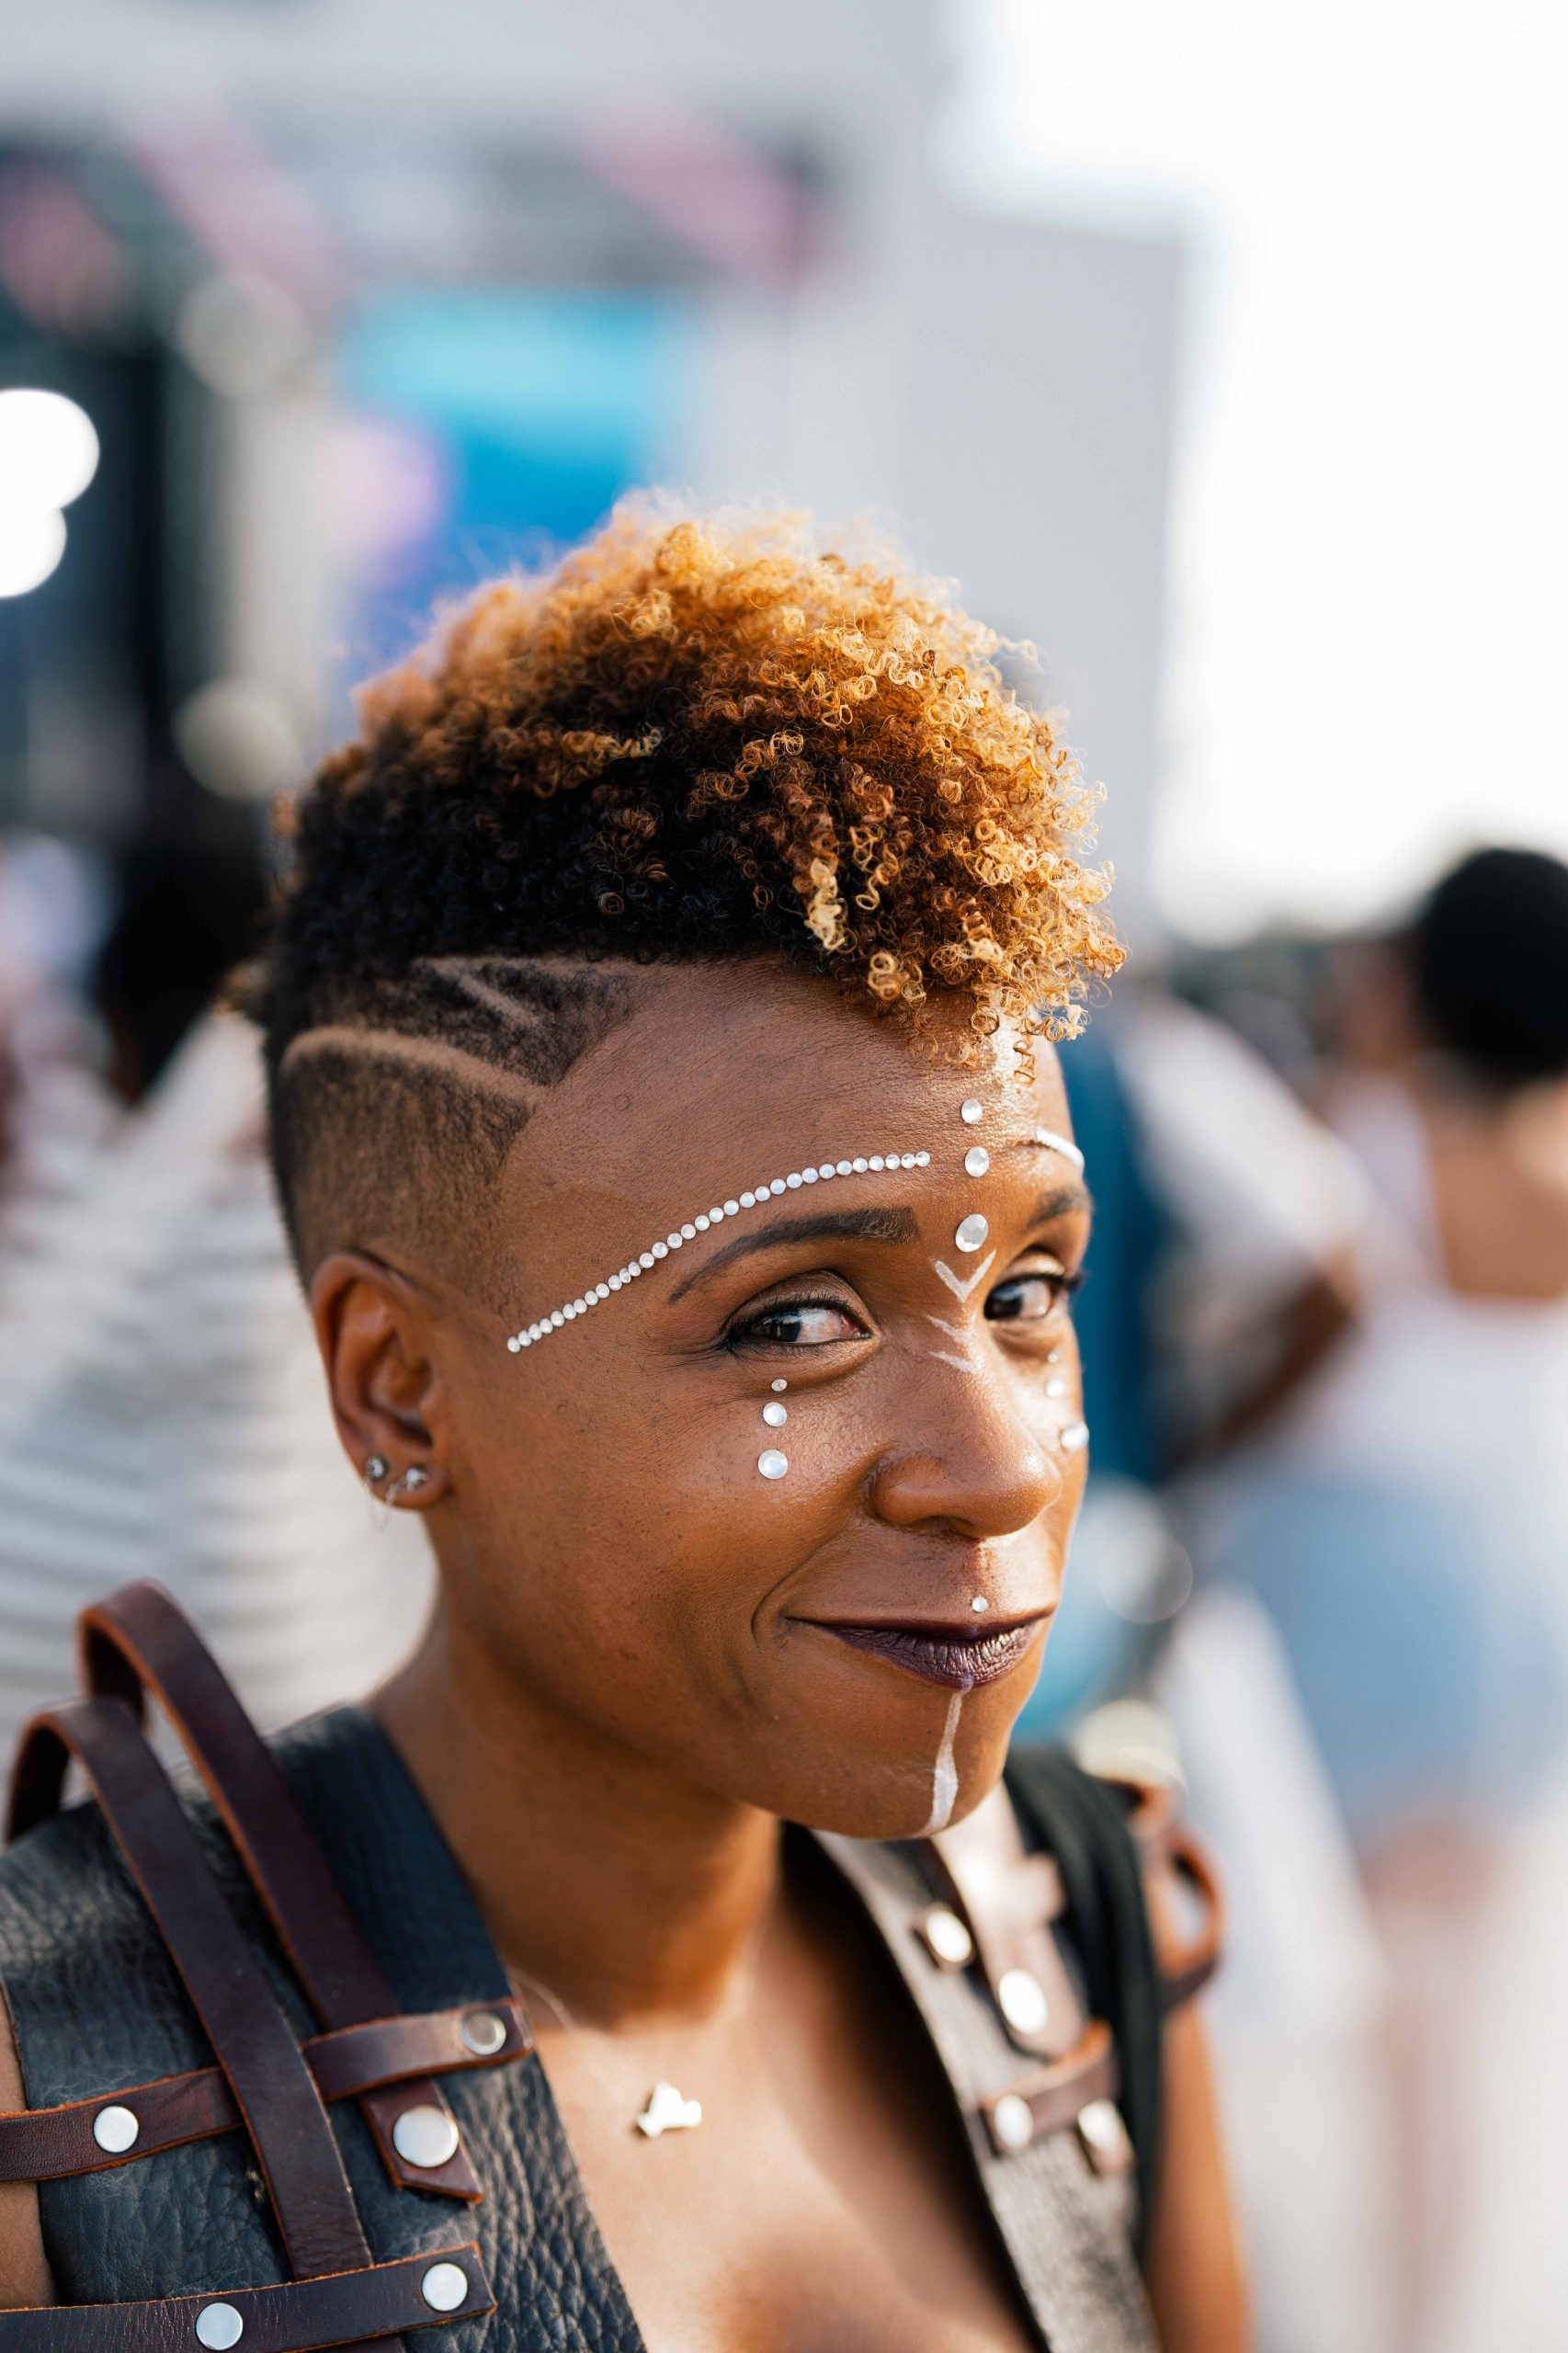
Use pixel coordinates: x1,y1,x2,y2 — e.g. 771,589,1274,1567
812,1617,1046,1691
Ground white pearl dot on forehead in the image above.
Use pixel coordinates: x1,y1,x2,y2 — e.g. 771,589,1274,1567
762,1401,788,1427
963,1146,990,1177
507,1148,933,1353
955,1213,989,1254
960,1099,984,1125
758,1449,790,1481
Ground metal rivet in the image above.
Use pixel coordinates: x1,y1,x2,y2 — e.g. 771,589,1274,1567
93,2104,140,2154
955,1213,989,1254
960,1099,984,1125
460,2008,507,2056
1077,2097,1135,2173
420,2263,470,2314
757,1449,789,1481
392,2104,461,2168
194,2304,244,2350
921,1905,974,1969
762,1401,788,1427
992,2094,1035,2152
963,1145,990,1177
998,1969,1049,2035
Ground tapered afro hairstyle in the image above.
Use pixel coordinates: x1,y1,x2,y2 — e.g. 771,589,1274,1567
254,498,1122,1294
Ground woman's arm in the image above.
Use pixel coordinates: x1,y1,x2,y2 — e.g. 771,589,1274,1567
1142,2000,1248,2353
0,1997,52,2310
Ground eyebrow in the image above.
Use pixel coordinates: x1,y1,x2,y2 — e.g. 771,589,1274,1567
1034,1182,1093,1223
664,1206,918,1302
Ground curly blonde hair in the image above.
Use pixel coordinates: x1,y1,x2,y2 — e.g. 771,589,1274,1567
259,500,1121,1273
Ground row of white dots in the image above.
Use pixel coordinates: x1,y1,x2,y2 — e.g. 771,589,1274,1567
506,1152,933,1351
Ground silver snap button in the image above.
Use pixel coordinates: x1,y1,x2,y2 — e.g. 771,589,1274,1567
420,2262,470,2313
920,1906,974,1970
92,2104,140,2154
194,2303,244,2349
997,1969,1049,2036
1077,2097,1135,2173
992,2094,1034,2152
460,2008,507,2056
392,2103,461,2168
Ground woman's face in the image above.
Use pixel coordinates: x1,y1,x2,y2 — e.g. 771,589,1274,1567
389,961,1089,1840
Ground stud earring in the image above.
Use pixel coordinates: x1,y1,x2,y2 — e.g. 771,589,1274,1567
362,1454,390,1493
384,1464,433,1505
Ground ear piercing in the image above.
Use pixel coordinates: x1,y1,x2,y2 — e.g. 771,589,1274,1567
361,1457,433,1506
506,1149,933,1355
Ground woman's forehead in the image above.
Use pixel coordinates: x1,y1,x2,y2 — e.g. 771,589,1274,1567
499,963,1071,1211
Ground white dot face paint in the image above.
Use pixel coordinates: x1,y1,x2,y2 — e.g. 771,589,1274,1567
919,1690,966,1836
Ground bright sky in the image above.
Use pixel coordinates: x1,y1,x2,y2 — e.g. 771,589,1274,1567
943,0,1568,940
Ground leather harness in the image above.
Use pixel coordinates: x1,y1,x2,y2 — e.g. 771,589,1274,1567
0,1583,1219,2353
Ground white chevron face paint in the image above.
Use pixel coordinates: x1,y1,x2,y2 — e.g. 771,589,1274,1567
933,1250,995,1304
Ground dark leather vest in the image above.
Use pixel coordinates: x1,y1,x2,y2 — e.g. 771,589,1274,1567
0,1587,1211,2353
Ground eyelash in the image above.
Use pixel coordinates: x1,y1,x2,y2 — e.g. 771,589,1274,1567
725,1265,1085,1351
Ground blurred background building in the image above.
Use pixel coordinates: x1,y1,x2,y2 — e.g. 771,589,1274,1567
4,3,1568,2348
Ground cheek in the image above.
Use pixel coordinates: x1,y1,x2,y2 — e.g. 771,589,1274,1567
448,1358,864,1643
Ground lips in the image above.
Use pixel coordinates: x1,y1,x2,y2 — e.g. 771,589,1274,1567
814,1618,1045,1691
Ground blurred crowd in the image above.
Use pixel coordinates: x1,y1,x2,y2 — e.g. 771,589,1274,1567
5,819,1567,2350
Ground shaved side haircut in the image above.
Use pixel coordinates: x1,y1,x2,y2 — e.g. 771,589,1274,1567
254,499,1121,1300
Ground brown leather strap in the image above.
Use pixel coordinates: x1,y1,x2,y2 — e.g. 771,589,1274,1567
976,2018,1119,2157
0,2000,529,2186
1154,1823,1224,2010
66,1582,478,2200
8,1700,375,2284
1096,1771,1224,2008
929,1784,1085,2060
0,2243,492,2353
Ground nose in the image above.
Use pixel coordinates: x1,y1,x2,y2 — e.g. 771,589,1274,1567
867,1367,1064,1541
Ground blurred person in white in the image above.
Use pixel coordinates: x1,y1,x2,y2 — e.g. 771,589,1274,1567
0,826,430,1760
1059,995,1395,2353
1193,847,1568,2350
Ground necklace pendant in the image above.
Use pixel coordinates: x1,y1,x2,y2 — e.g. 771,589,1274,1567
636,2080,703,2138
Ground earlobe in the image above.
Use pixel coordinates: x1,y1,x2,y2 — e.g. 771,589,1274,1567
309,1251,450,1506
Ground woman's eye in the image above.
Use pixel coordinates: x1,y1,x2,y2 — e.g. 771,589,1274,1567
736,1302,865,1347
986,1270,1077,1324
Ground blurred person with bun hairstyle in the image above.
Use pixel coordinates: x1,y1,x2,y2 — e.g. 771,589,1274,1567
0,503,1242,2353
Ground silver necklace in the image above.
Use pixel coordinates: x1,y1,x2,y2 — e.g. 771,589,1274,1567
511,1967,704,2139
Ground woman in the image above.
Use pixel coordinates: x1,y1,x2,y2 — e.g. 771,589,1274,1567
0,506,1244,2351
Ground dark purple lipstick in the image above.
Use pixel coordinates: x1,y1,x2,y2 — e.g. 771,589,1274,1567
817,1618,1043,1691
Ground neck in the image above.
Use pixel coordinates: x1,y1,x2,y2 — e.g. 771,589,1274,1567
375,1606,783,2029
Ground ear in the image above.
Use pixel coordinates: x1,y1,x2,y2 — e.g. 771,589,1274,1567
310,1251,450,1508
